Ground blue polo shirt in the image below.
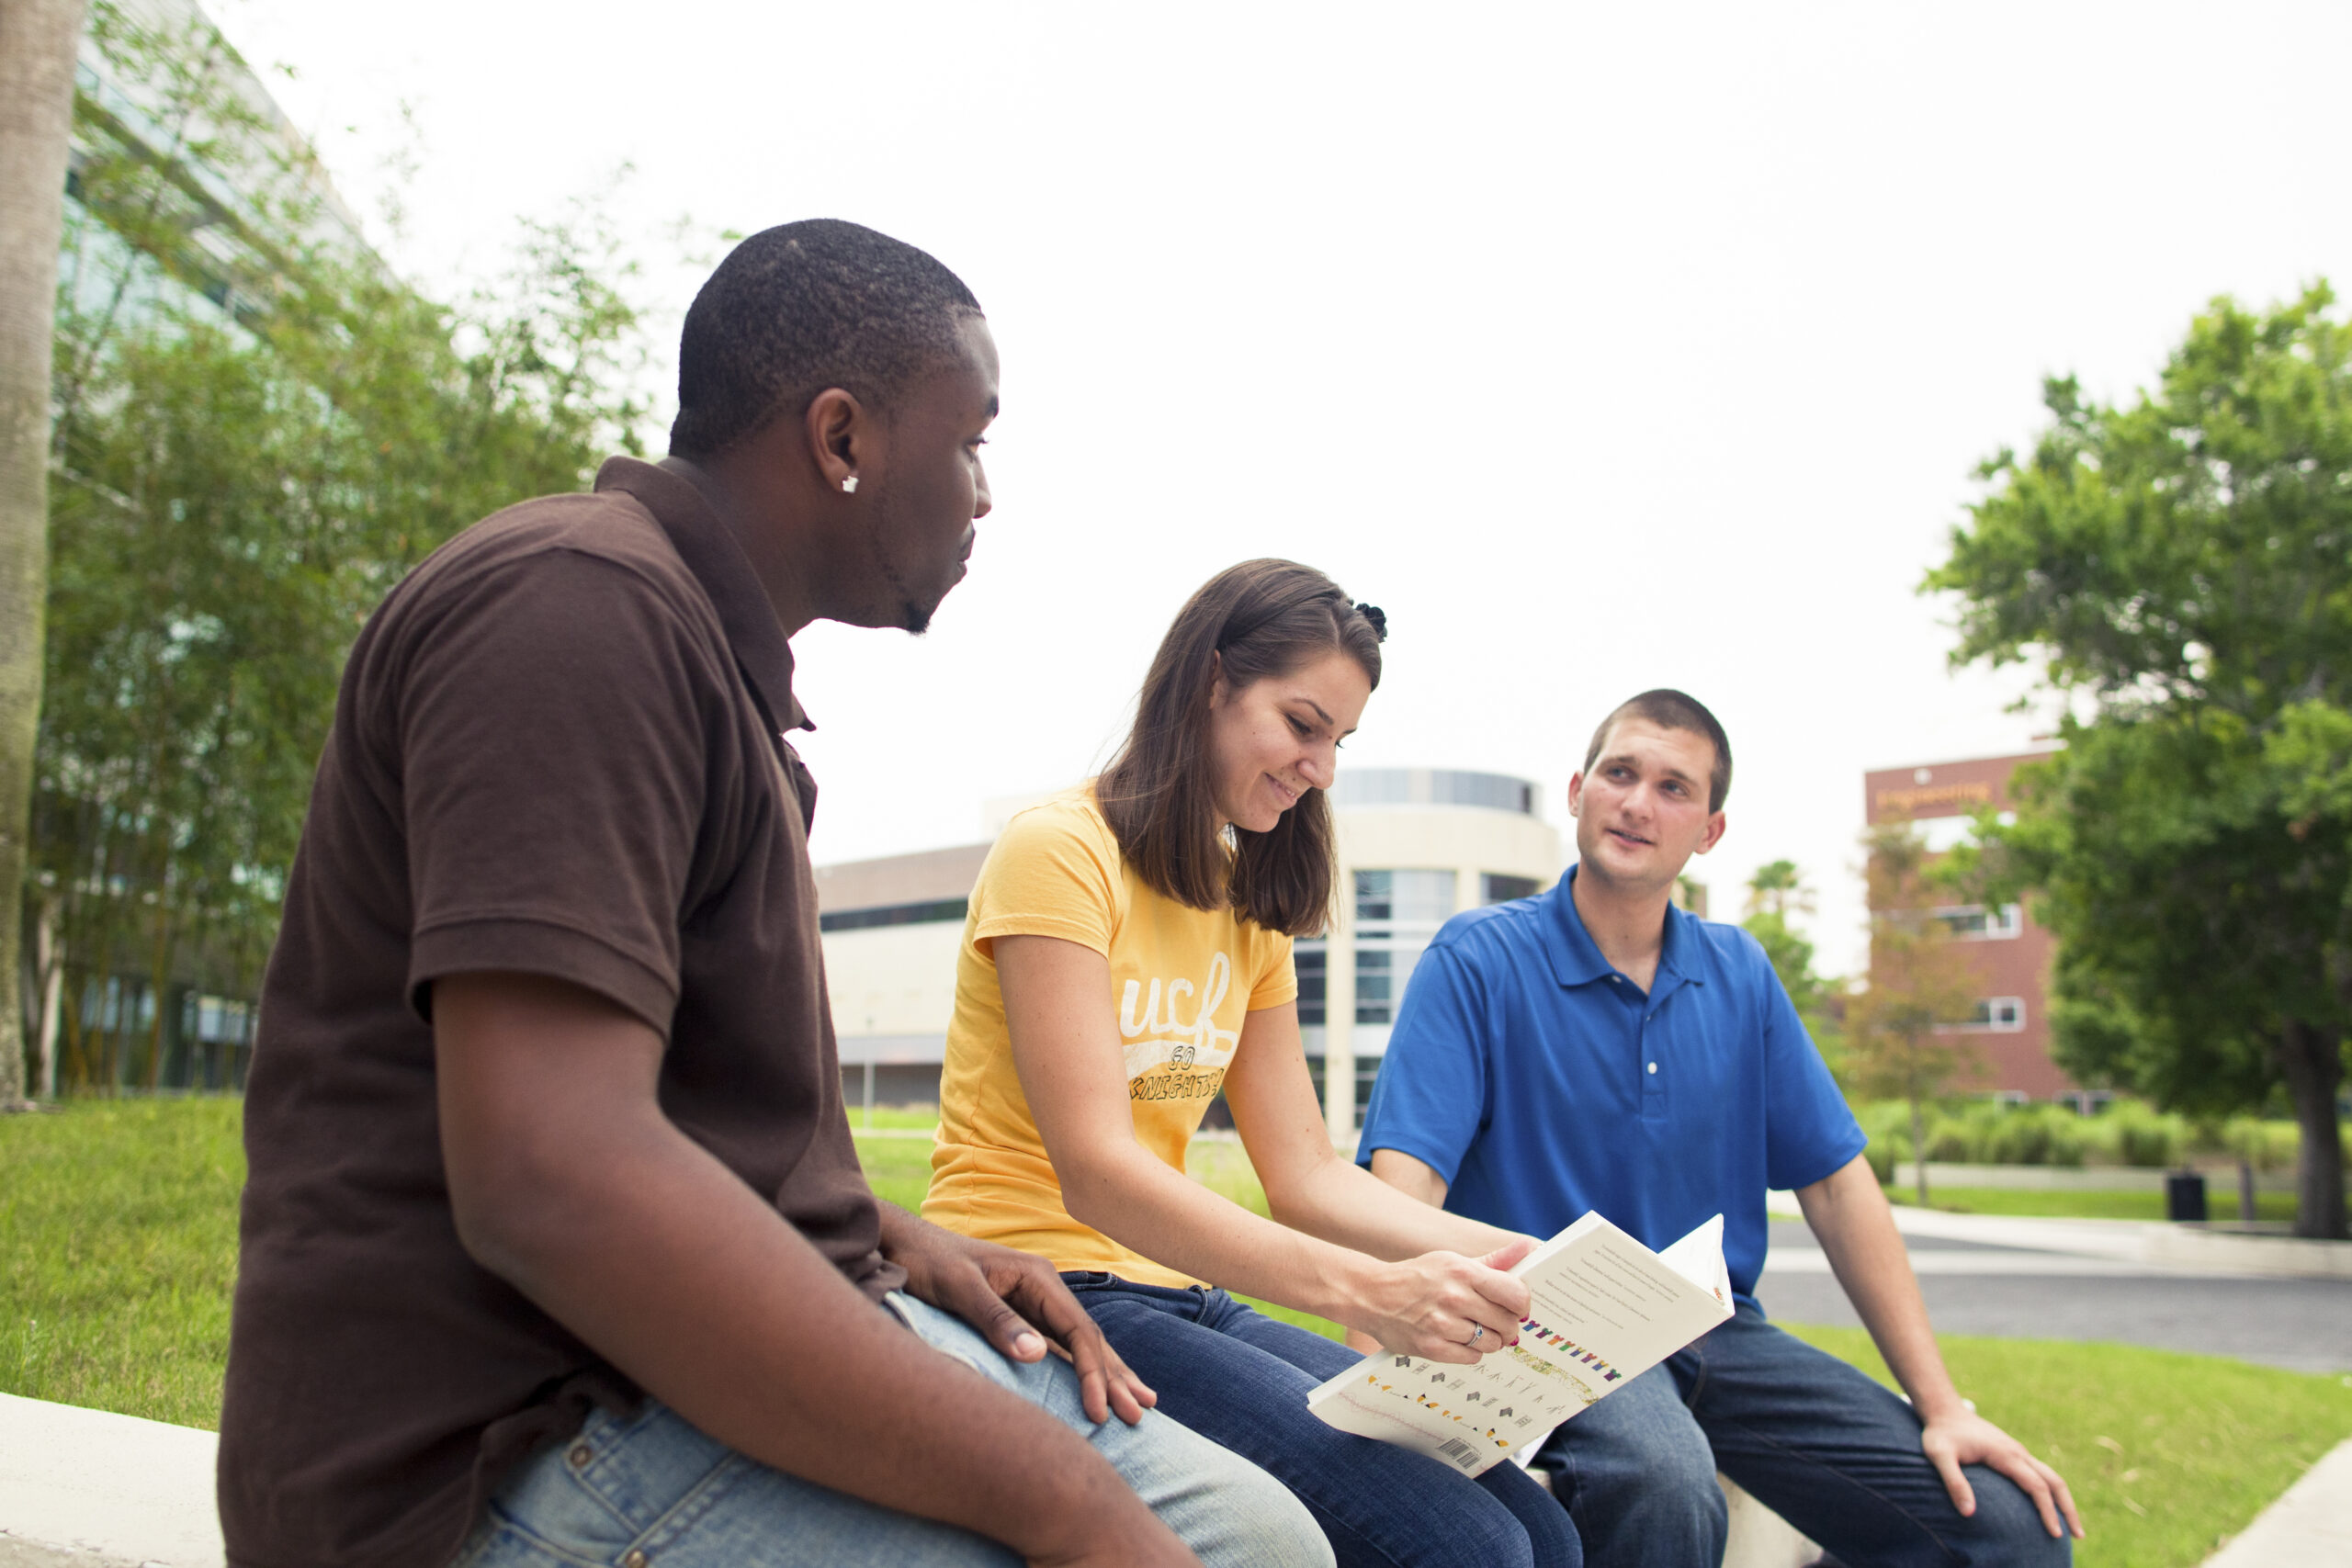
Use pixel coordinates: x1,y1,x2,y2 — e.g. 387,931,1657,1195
1357,865,1863,1308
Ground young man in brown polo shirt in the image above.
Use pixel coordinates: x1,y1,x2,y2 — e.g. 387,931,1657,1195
217,220,1329,1568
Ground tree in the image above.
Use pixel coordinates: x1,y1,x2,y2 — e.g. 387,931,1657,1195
24,2,650,1094
0,0,91,1105
1740,859,1843,1070
1929,284,2352,1238
1843,827,1980,1205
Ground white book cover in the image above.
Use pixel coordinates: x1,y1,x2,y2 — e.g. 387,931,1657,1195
1304,1213,1735,1476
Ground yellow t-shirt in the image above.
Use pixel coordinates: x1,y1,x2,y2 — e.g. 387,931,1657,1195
922,787,1297,1288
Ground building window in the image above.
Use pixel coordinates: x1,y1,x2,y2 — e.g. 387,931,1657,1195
1481,873,1540,905
1934,903,2024,941
1351,869,1453,1026
1952,996,2027,1032
820,897,970,933
1355,950,1394,1023
1355,869,1456,927
1296,944,1327,1027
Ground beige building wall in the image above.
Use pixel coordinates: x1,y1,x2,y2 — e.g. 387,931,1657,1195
1315,787,1562,1141
815,771,1564,1134
826,920,968,1060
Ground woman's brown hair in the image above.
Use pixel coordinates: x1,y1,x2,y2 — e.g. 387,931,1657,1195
1095,559,1386,936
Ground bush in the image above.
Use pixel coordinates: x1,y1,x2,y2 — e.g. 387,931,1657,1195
1844,1097,2328,1176
1982,1103,2087,1167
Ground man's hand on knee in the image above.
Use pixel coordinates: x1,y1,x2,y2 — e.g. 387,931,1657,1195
877,1205,1158,1427
1919,1408,2084,1541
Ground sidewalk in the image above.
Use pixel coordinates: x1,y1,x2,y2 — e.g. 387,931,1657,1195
1764,1190,2352,1280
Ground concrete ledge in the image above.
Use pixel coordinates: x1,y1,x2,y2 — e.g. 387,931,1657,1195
1719,1473,1820,1568
0,1393,221,1568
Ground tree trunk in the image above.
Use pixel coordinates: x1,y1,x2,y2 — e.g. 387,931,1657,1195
32,892,60,1097
0,0,92,1107
1909,1089,1928,1207
2276,1016,2347,1241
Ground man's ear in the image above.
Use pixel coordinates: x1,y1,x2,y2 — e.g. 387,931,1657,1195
804,388,868,492
1566,773,1585,818
1695,810,1728,855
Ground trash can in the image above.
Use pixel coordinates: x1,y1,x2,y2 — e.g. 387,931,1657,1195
2165,1170,2209,1222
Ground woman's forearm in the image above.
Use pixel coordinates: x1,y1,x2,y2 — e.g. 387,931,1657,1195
1058,1134,1377,1321
1266,1152,1523,1262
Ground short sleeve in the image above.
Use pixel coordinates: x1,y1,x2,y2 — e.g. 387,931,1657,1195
399,550,714,1033
1248,931,1297,1010
1757,945,1867,1191
967,802,1123,956
1355,942,1489,1185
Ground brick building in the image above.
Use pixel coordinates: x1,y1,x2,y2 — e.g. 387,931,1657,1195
1861,751,2083,1102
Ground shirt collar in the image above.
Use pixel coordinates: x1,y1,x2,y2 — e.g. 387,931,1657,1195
594,456,811,737
1542,863,1705,998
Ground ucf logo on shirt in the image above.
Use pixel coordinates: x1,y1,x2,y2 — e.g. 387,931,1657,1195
1119,952,1242,1103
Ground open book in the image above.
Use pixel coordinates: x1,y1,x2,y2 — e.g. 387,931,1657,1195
1305,1213,1735,1476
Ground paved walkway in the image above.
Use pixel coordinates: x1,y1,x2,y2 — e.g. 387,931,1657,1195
1757,1200,2352,1373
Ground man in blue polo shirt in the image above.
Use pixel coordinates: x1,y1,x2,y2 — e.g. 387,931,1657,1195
1358,690,2081,1568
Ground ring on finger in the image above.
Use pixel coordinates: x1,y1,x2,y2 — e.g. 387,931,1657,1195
1467,1324,1486,1347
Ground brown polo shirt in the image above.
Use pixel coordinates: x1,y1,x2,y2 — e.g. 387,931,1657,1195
217,457,904,1567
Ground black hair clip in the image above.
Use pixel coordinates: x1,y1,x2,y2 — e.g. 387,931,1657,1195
1354,602,1388,642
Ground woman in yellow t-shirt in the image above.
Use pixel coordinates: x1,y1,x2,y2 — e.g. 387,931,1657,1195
924,560,1580,1568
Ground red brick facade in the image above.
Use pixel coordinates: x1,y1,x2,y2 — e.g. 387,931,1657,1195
1861,752,2078,1100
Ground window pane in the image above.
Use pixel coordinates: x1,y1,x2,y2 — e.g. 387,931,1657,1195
1296,947,1326,1026
1482,874,1539,905
1356,869,1455,926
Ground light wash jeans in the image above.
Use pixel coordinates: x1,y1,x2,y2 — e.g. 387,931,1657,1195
453,1292,1332,1568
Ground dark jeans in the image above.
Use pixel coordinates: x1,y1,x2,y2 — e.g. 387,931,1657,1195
1536,1303,2071,1568
1064,1273,1582,1568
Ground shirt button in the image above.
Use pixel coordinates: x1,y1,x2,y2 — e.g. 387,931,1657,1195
1646,1062,1657,1074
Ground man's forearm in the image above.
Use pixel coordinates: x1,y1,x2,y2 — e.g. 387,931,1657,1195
1797,1156,1966,1420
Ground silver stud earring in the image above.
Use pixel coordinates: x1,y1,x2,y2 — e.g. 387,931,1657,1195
841,476,858,495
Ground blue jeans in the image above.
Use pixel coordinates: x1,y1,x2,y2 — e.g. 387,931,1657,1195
453,1292,1332,1568
1065,1274,1582,1568
1536,1303,2070,1568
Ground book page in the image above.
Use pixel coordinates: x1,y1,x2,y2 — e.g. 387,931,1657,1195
1306,1213,1733,1476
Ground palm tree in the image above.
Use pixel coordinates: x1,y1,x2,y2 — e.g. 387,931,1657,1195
0,0,93,1103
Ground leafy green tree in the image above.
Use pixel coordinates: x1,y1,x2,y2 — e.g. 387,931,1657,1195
1740,859,1843,1070
1929,284,2352,1238
1844,827,1980,1204
25,2,651,1092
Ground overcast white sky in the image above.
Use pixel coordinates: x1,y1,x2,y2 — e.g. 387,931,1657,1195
208,0,2352,974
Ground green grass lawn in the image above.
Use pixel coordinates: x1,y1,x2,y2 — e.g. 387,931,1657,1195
0,1099,243,1429
1783,1325,2352,1567
1892,1185,2304,1223
1,1100,2343,1568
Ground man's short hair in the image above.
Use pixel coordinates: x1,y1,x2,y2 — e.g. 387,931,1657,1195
1583,689,1733,812
668,219,983,458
